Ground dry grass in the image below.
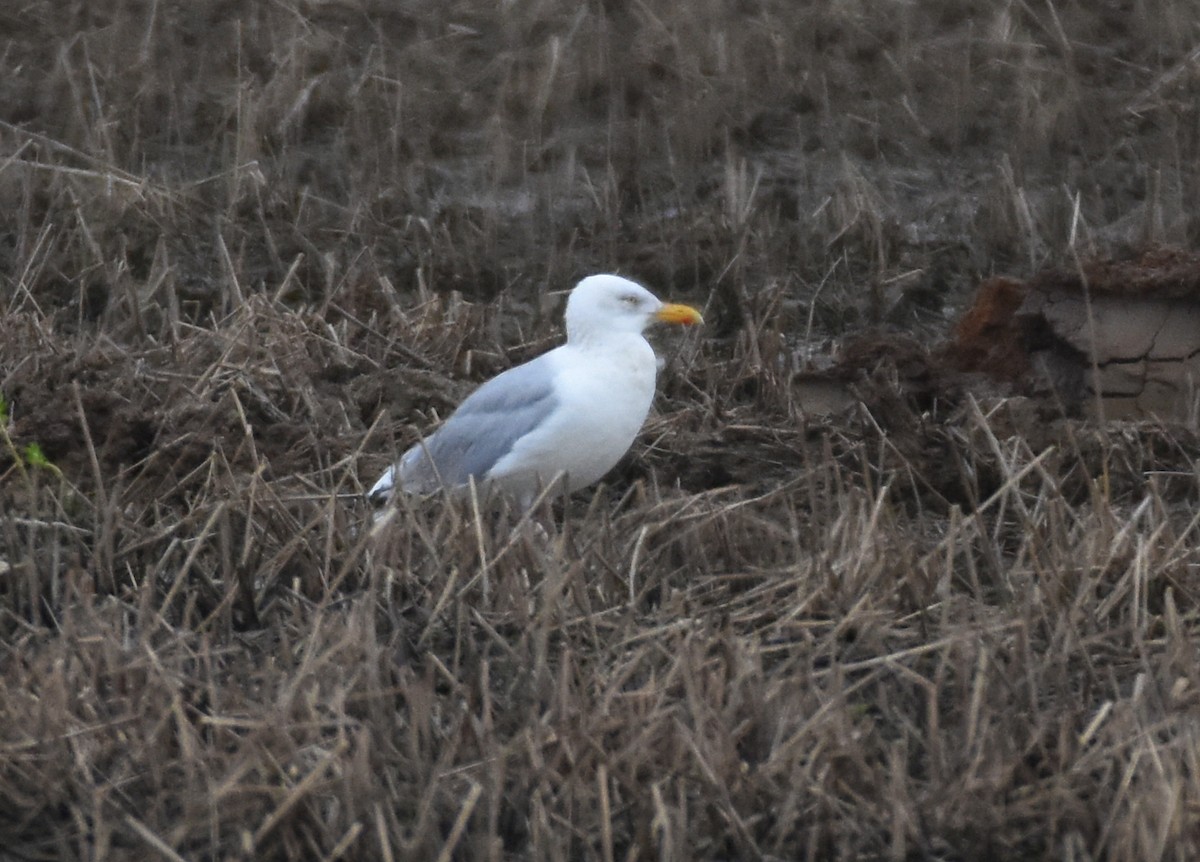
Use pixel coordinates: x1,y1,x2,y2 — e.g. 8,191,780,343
3,1,1200,859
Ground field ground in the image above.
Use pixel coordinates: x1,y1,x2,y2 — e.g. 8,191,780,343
3,2,1200,859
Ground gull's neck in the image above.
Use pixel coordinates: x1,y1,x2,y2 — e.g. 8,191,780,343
566,325,649,352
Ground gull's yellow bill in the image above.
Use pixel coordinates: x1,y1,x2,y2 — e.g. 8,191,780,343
654,303,704,326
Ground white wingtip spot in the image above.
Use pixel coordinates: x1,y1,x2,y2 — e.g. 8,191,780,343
368,466,396,503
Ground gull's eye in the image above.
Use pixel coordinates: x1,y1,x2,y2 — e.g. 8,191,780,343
620,294,641,307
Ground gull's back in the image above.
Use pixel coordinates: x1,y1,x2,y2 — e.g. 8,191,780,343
370,352,562,500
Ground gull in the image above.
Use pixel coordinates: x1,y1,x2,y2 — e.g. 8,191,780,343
370,274,703,509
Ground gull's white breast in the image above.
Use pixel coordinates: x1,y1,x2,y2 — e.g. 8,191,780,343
486,334,657,499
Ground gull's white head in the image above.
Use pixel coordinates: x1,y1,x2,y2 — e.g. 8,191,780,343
564,274,703,343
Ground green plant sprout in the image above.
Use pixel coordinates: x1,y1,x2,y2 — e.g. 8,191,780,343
0,392,63,485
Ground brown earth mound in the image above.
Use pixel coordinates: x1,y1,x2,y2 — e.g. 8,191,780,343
947,246,1200,418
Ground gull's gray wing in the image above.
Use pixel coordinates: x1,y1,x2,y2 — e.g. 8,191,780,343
395,353,561,494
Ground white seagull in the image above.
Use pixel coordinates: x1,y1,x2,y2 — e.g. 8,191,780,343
370,274,703,509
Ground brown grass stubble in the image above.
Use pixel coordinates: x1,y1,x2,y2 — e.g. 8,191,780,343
2,1,1200,859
